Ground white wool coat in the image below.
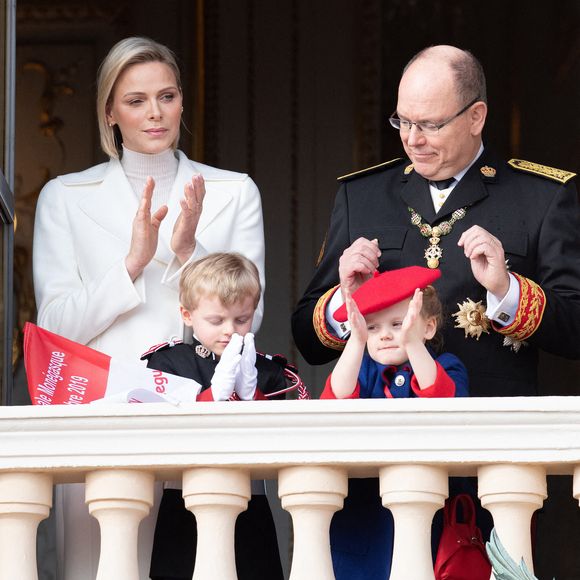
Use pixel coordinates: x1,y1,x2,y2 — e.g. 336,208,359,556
33,150,265,361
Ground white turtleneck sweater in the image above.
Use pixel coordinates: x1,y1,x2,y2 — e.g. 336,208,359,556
120,145,179,211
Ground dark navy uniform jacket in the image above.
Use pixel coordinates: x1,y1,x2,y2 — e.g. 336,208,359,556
292,149,580,397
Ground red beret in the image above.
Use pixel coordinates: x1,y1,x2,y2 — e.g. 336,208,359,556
333,266,441,322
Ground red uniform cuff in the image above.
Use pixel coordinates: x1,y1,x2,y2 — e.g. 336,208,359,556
196,388,214,402
491,273,546,341
410,361,455,398
320,374,360,399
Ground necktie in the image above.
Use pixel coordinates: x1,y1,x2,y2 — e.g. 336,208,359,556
429,177,456,190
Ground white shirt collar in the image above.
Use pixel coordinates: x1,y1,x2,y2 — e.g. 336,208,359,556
430,143,485,212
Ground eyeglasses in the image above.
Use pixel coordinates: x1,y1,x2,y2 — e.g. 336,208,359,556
389,96,480,135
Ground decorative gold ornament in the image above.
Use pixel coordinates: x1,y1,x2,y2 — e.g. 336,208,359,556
408,206,467,268
195,344,211,358
404,164,414,175
503,335,526,353
453,298,491,340
480,165,496,178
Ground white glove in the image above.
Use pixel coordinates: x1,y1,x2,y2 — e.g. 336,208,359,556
235,333,258,400
210,334,243,400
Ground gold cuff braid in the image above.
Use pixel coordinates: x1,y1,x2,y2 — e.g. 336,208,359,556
492,273,546,341
313,285,347,351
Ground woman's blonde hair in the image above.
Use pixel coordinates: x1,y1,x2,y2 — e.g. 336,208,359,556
96,36,182,158
180,253,261,311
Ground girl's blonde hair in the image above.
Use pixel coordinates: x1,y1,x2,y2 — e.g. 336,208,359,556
180,253,261,311
96,36,182,158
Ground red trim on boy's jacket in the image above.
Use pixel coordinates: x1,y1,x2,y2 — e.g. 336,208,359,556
196,387,267,402
140,339,183,359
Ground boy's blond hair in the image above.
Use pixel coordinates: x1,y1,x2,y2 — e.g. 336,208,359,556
180,253,261,311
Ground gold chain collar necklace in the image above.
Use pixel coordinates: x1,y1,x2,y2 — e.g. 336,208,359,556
408,206,467,268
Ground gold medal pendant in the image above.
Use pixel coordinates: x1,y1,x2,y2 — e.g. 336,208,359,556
408,207,467,269
425,243,442,269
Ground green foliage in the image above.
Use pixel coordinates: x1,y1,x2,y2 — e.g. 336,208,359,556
485,528,538,580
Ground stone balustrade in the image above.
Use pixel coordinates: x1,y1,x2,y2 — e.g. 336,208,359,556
1,397,580,579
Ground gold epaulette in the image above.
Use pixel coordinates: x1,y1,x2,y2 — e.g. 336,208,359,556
337,158,405,182
508,159,576,184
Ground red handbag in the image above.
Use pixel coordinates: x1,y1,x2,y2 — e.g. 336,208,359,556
434,493,492,580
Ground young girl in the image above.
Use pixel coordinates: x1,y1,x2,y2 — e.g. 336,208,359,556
321,265,468,579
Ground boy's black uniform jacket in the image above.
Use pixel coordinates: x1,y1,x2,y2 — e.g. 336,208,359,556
143,339,289,400
144,339,286,580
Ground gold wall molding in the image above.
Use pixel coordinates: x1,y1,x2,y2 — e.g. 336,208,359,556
17,0,127,24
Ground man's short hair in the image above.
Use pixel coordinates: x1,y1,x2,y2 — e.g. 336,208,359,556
179,252,261,311
404,45,487,105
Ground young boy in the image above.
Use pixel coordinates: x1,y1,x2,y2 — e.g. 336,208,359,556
143,252,304,580
143,252,300,403
321,265,468,580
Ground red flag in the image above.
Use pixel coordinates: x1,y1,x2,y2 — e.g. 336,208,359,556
24,323,201,405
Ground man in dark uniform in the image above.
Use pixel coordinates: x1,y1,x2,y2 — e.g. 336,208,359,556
292,45,580,397
291,44,580,577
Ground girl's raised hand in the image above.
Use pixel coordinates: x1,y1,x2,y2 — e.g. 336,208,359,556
346,292,368,346
401,288,424,347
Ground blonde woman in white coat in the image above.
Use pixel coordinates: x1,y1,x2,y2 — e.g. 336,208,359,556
34,38,265,362
32,37,265,579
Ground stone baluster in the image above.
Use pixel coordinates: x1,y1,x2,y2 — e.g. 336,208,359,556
380,465,448,580
183,467,251,580
278,465,348,580
86,469,154,580
478,464,546,574
0,472,53,580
